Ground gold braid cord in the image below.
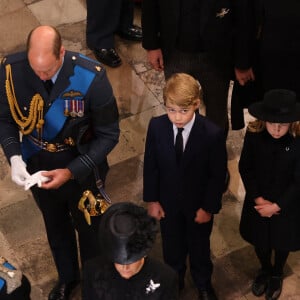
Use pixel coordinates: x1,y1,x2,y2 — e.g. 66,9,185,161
5,64,45,138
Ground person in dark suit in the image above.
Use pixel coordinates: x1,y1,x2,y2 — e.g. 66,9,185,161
83,202,178,300
0,25,120,300
142,0,252,132
232,0,300,130
143,73,227,300
86,0,142,68
239,90,300,300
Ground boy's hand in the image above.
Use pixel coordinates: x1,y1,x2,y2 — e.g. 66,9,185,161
147,202,165,220
195,208,212,224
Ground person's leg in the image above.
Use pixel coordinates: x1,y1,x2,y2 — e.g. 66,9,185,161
27,151,83,299
186,215,216,299
265,250,289,300
86,0,122,67
160,212,188,290
86,0,122,49
117,0,142,41
252,246,272,296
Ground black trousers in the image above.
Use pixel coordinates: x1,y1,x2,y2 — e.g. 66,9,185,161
255,247,289,276
86,0,134,49
27,150,104,283
164,49,232,133
160,211,214,290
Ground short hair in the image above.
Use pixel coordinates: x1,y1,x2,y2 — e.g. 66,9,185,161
163,73,202,107
26,26,62,59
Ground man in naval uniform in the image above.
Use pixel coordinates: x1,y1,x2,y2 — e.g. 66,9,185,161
0,25,120,300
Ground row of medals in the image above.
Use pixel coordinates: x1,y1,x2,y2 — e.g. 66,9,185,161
64,99,84,117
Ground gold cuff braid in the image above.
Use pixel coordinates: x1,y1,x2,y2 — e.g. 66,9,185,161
5,64,44,138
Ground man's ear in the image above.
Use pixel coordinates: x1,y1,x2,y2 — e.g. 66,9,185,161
60,46,65,58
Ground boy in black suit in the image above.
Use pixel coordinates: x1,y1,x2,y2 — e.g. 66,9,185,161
143,73,227,300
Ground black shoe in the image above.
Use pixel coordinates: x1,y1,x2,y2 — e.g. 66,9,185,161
48,281,79,300
265,276,283,300
93,48,122,68
198,288,218,300
116,25,142,41
252,269,270,296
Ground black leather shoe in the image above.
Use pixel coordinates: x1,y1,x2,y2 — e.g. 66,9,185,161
252,269,270,296
48,281,79,300
265,276,283,300
93,48,122,68
117,25,142,41
198,288,218,300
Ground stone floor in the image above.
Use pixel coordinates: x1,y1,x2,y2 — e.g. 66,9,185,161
1,1,300,299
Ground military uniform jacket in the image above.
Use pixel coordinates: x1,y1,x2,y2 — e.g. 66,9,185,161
141,0,253,69
0,51,119,181
239,130,300,251
83,257,178,300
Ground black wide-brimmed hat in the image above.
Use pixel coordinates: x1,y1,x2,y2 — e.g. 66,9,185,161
248,89,300,123
99,202,158,265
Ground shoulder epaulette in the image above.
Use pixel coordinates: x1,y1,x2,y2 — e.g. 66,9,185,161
1,51,27,66
67,51,103,74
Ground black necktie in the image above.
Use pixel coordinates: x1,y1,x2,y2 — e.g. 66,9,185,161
175,127,184,163
43,79,53,94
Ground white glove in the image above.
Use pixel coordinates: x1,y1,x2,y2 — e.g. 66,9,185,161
10,155,30,187
24,171,50,191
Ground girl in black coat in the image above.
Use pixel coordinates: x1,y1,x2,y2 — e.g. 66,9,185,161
239,89,300,300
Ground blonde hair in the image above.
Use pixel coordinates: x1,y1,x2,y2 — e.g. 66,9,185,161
247,119,300,137
163,73,202,107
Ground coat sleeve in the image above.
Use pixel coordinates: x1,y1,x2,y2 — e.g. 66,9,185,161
277,138,300,212
143,118,160,202
201,126,227,214
141,0,161,50
233,0,256,69
239,131,261,201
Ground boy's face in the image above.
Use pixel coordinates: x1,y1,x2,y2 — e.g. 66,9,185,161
265,122,290,139
165,100,200,128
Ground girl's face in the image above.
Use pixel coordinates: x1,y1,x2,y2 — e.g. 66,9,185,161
114,257,145,279
265,122,290,139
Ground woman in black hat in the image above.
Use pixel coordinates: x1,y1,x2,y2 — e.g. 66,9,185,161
83,202,178,300
239,89,300,300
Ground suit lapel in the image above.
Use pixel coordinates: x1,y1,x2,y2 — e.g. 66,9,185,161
181,114,204,165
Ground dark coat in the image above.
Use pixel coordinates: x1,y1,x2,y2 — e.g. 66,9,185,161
256,0,300,98
83,257,178,300
239,130,300,251
143,113,227,215
142,0,253,69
